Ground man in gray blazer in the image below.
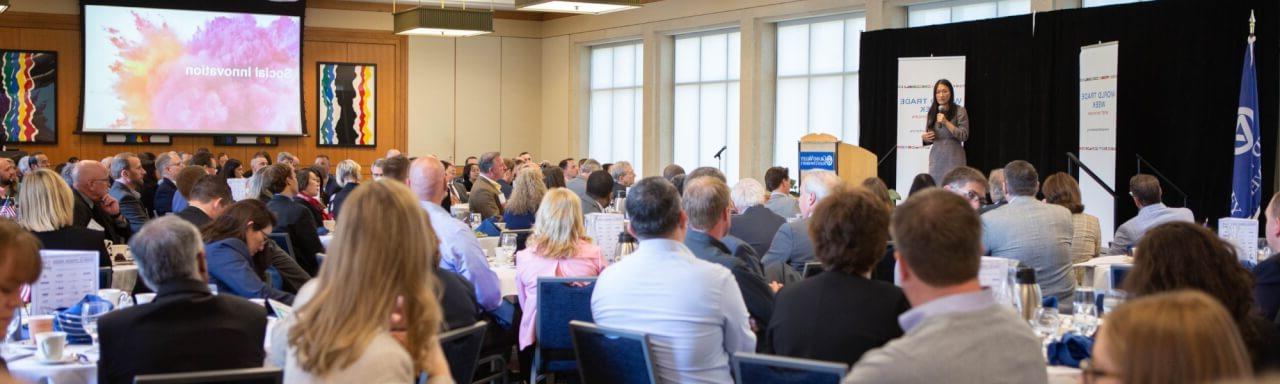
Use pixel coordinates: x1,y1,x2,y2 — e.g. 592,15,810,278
107,152,151,233
763,166,800,219
762,170,842,283
729,179,785,258
1108,174,1195,254
981,160,1075,308
568,159,599,203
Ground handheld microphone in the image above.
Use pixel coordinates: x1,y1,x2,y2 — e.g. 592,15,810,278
713,146,728,159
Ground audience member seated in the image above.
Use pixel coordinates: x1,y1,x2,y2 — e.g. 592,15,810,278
1108,174,1195,254
1089,290,1253,384
762,170,843,278
981,169,1007,214
1255,192,1280,322
381,155,410,183
470,152,509,220
190,152,217,175
683,177,774,337
99,217,269,384
763,166,799,219
568,159,599,203
201,200,295,304
0,158,16,200
371,159,387,181
662,164,685,184
458,163,478,195
174,175,232,228
729,178,785,257
314,155,338,204
1043,172,1100,263
582,171,614,216
171,165,206,214
249,153,271,174
446,160,469,204
542,166,566,190
71,160,132,244
981,160,1075,308
18,169,110,266
261,164,325,275
499,158,516,198
907,173,936,197
153,152,181,217
294,167,333,231
767,188,909,366
591,177,755,383
328,159,361,219
0,220,41,379
276,152,299,169
843,189,1046,383
138,153,158,216
860,177,894,212
107,153,151,233
939,166,987,210
610,161,636,196
1123,221,1280,371
515,189,607,368
217,158,244,180
504,167,546,230
407,158,502,312
560,158,581,184
269,181,452,383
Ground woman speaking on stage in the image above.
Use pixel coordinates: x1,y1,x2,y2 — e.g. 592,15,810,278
920,79,969,182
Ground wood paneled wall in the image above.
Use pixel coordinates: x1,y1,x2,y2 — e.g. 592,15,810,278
0,12,407,172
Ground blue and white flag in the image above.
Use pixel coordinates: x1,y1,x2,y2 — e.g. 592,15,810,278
1231,34,1261,218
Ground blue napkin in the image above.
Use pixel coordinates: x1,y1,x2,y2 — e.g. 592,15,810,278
477,218,502,237
54,294,114,344
1047,333,1093,368
1042,296,1058,309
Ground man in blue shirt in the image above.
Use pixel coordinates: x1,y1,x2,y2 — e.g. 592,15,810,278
407,157,502,312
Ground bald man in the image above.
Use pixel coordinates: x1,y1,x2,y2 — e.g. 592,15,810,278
72,161,132,244
408,157,501,313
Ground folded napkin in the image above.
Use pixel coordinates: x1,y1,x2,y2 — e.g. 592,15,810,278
477,218,502,237
54,294,114,344
1047,333,1093,368
1042,296,1058,309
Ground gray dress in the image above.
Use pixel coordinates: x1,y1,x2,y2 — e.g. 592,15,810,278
926,105,970,182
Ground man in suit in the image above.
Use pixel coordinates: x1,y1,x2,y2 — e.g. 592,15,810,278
71,161,132,244
260,164,325,275
568,159,600,203
610,161,636,196
582,171,614,216
762,170,843,283
1255,192,1280,322
98,217,268,384
153,153,180,217
315,154,339,205
682,177,775,339
469,152,508,220
729,179,786,258
174,175,232,228
981,160,1075,308
763,166,800,219
560,158,580,185
1108,174,1195,254
980,169,1007,214
107,153,151,234
940,166,988,210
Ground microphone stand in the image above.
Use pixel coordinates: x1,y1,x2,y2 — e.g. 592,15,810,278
713,146,727,175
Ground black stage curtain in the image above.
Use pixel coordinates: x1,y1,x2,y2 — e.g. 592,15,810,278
860,0,1279,228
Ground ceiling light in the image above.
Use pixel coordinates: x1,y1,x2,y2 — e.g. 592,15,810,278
394,7,493,37
515,0,641,15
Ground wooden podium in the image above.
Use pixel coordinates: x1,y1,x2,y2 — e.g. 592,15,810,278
797,133,877,186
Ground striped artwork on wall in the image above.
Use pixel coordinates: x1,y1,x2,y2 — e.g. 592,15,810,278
317,62,376,147
0,50,57,143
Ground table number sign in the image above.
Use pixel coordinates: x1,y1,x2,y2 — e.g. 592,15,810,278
586,213,626,263
1218,217,1259,265
32,250,100,316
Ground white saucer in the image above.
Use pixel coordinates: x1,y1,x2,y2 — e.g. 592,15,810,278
34,354,77,365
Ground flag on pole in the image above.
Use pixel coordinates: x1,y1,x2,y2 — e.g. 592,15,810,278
1231,11,1261,219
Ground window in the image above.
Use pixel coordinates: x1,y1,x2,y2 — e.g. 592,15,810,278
1082,0,1150,7
673,30,741,182
774,14,864,180
589,42,644,176
907,0,1031,27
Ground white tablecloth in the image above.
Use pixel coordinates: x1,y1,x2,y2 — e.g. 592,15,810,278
1075,255,1133,291
477,237,498,257
1048,366,1081,384
8,344,97,384
492,266,517,297
111,265,137,292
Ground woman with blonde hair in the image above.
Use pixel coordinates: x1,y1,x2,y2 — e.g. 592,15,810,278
17,169,111,267
513,188,606,370
269,180,451,383
503,167,547,230
1085,290,1252,384
1042,172,1100,263
328,159,362,219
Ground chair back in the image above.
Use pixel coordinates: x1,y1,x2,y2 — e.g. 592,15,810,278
802,262,824,279
872,241,897,283
536,277,597,350
268,233,294,259
99,267,114,289
570,320,658,384
731,352,848,384
436,321,488,384
1110,264,1131,289
134,367,283,384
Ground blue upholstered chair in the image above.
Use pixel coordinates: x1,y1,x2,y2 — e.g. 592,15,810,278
570,320,658,384
531,277,597,383
731,352,848,384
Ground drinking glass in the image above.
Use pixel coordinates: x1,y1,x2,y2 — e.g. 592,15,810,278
4,306,22,354
1101,289,1129,315
1073,301,1098,336
80,301,112,347
496,233,518,267
1033,307,1061,347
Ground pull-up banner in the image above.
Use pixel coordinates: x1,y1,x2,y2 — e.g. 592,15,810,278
896,56,966,195
1079,42,1119,245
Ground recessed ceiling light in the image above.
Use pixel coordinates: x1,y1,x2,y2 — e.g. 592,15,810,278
515,0,641,15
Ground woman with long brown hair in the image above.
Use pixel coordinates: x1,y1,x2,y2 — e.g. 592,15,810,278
202,199,294,304
1086,290,1252,384
270,180,451,383
1123,222,1280,371
920,79,969,182
1042,172,1100,263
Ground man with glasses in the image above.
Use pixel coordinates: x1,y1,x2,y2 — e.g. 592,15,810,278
980,160,1076,309
940,166,988,210
72,160,132,244
153,152,181,217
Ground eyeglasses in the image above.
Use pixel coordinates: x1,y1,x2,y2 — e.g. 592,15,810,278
1079,359,1117,383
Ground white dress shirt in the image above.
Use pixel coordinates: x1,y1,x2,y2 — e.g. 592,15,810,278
591,238,755,384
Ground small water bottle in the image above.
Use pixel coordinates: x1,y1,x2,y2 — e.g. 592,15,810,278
1015,267,1042,322
614,232,637,263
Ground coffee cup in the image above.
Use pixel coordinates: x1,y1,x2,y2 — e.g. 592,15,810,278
135,293,157,305
98,289,125,306
108,244,130,263
29,315,55,335
35,332,67,361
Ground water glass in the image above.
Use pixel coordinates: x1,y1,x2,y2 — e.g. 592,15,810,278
1101,289,1129,315
495,233,518,267
1073,301,1098,336
1033,307,1061,345
81,301,112,346
4,307,22,353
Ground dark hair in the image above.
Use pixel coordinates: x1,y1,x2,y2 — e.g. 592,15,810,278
543,167,566,189
626,177,682,239
201,199,276,245
662,164,686,181
1003,160,1039,197
252,151,272,164
810,189,890,275
860,177,893,211
764,166,790,191
189,175,233,204
260,164,293,195
926,79,957,130
672,174,687,195
941,166,987,190
1042,172,1085,213
686,167,725,183
602,163,613,174
217,159,243,179
296,168,317,192
891,188,981,286
908,173,936,197
1124,222,1264,358
586,171,614,200
190,152,214,169
1129,174,1163,206
558,158,575,170
175,166,208,199
381,155,410,182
